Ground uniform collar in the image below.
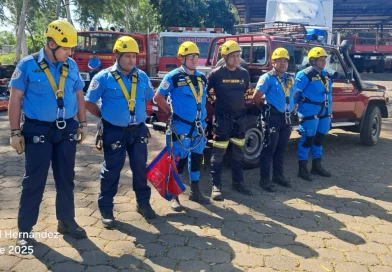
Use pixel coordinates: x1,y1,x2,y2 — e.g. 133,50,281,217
111,62,137,77
38,47,66,68
180,65,199,76
270,68,287,79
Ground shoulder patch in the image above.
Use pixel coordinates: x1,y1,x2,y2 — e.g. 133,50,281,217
161,80,170,90
89,78,100,90
12,68,22,79
257,76,266,86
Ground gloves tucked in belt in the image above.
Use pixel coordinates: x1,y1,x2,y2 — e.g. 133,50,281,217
77,121,88,144
10,129,25,154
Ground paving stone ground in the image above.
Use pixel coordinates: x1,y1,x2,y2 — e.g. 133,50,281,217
1,105,392,271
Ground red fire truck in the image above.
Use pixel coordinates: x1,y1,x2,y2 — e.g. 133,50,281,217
72,29,159,91
157,27,228,77
346,31,392,73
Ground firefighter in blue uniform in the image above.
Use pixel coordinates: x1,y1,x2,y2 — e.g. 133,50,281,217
253,48,295,192
9,19,88,248
154,41,210,212
295,47,332,181
85,36,156,228
88,51,102,79
207,40,252,201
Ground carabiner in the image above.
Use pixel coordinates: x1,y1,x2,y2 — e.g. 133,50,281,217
56,108,67,130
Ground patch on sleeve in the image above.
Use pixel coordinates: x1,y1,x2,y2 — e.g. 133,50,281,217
89,78,100,90
12,68,22,79
161,80,170,90
256,76,266,88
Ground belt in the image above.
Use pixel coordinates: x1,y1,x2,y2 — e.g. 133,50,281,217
299,97,324,106
102,119,144,130
24,116,75,126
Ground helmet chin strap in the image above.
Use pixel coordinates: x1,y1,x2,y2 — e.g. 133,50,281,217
182,55,195,71
47,42,60,62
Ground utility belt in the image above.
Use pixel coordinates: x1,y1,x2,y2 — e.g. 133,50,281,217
171,113,203,141
298,96,331,123
23,116,77,144
101,119,149,151
102,119,144,131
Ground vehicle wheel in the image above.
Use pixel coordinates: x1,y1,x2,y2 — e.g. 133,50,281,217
360,105,382,146
243,116,264,169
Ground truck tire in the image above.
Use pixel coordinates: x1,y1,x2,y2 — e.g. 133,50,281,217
243,116,264,169
360,105,382,146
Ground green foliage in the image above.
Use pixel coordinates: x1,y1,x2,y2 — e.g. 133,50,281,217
0,53,15,64
151,0,238,33
0,30,16,46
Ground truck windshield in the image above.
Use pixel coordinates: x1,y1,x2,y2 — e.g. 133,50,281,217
160,36,216,58
76,32,143,54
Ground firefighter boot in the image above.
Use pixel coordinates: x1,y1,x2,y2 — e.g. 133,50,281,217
232,182,253,195
171,196,184,212
298,160,312,181
137,203,156,219
189,182,210,204
211,184,223,201
272,175,293,188
311,158,332,177
259,177,277,193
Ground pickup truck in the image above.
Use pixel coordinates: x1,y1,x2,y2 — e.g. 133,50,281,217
147,23,392,169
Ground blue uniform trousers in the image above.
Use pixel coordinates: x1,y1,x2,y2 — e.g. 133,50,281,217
98,121,151,213
259,113,292,178
18,118,79,232
297,104,331,161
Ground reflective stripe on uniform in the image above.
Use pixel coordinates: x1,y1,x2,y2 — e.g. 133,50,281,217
229,138,245,147
213,140,229,149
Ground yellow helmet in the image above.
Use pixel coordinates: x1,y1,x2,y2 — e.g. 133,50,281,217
113,36,139,54
308,47,327,59
44,19,77,47
272,48,290,60
177,41,199,58
221,40,241,56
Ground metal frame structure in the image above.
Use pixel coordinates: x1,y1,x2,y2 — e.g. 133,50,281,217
231,0,392,29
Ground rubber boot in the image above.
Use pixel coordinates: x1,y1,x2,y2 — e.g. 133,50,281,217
232,182,253,195
189,182,210,204
311,158,332,177
211,185,223,201
298,160,312,181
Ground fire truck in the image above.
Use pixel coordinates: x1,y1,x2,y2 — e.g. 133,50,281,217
345,31,392,73
157,27,228,77
72,28,159,91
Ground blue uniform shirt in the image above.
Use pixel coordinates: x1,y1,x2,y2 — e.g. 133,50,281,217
295,67,332,103
85,63,154,126
88,57,101,69
255,70,296,113
157,67,207,135
10,48,84,122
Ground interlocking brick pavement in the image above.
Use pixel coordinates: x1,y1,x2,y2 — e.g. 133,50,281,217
1,109,392,272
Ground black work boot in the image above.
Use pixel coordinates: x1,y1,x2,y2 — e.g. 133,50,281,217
259,177,277,192
311,158,332,177
298,160,312,181
137,203,156,219
16,231,35,254
189,182,210,204
171,197,184,212
211,184,223,201
101,211,115,229
57,219,87,239
272,174,293,188
232,182,253,196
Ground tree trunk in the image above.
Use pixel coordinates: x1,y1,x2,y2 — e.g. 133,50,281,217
15,0,29,61
55,0,62,19
64,0,73,25
21,31,28,57
125,6,130,33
